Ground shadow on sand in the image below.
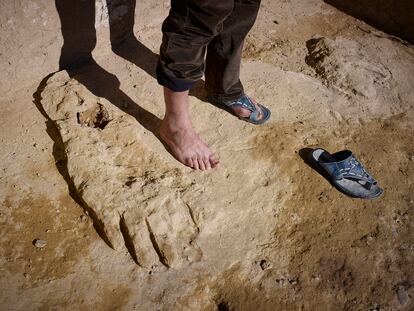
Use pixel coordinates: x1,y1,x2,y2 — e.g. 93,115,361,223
55,0,162,137
324,0,414,43
31,0,166,249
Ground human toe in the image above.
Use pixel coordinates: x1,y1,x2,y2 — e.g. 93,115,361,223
185,157,193,168
198,157,206,171
209,153,219,168
203,157,211,170
192,156,200,170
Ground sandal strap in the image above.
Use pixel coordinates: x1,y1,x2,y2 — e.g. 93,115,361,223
224,95,256,113
213,94,270,124
320,154,377,186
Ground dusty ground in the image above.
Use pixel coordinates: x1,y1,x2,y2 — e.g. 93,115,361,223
1,0,413,310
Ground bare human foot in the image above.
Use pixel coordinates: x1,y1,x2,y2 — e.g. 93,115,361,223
160,87,219,170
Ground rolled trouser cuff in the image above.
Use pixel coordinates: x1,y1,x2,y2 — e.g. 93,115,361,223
156,63,196,92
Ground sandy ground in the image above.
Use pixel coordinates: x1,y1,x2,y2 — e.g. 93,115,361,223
1,0,413,310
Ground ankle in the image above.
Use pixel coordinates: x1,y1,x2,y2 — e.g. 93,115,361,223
162,87,194,129
162,113,193,131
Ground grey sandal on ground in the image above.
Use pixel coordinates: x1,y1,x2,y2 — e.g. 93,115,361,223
209,94,271,125
311,148,383,199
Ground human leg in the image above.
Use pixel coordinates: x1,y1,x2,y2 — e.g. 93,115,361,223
205,0,261,101
157,0,235,91
157,0,234,170
205,0,270,123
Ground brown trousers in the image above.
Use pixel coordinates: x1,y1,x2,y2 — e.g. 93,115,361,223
157,0,261,101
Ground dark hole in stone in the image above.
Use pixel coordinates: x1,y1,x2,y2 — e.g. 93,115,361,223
77,103,111,129
260,259,271,270
218,302,230,311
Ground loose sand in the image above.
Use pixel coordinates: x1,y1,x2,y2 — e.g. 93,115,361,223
1,0,413,310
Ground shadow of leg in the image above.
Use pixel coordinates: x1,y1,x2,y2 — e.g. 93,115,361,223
107,0,136,47
55,0,96,70
55,0,161,137
112,36,159,79
105,0,159,79
49,0,176,255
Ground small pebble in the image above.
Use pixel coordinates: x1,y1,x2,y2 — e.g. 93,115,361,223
366,236,375,245
311,275,321,283
32,239,47,248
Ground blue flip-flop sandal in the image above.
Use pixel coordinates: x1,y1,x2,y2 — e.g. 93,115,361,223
210,94,271,125
311,148,383,199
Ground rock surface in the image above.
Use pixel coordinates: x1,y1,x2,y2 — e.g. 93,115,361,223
306,37,391,98
40,72,202,269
